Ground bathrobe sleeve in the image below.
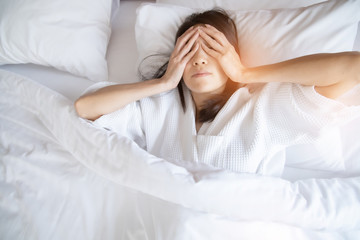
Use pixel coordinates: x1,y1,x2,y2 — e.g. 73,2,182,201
82,82,146,149
258,82,360,144
258,82,360,172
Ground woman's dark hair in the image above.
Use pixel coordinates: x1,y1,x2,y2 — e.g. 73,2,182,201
141,9,240,122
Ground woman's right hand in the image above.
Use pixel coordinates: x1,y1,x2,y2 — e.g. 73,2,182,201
198,24,245,83
161,26,200,89
75,27,200,120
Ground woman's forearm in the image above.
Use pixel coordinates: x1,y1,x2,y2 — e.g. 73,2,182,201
242,52,360,97
75,78,171,120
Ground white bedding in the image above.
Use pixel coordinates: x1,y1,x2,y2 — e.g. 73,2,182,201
0,0,359,100
1,69,360,239
1,0,360,239
0,1,146,101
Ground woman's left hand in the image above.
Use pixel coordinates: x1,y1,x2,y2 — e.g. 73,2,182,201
199,24,245,83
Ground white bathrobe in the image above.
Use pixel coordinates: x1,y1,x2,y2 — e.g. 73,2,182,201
91,82,360,177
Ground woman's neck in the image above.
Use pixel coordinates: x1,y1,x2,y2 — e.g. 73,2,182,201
192,92,212,112
192,93,208,132
191,84,226,110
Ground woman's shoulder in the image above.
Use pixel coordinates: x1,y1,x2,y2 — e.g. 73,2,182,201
254,82,303,99
225,82,302,114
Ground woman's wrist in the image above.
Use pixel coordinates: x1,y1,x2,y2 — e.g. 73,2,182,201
239,68,250,83
231,66,249,83
159,75,179,91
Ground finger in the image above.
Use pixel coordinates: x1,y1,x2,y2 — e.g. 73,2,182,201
198,29,223,53
177,31,199,59
202,24,229,47
201,41,221,59
173,26,198,53
173,27,196,53
183,42,199,63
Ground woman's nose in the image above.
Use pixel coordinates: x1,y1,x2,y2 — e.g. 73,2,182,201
192,49,208,66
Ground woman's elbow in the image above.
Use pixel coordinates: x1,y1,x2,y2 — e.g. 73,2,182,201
74,97,98,120
74,97,87,118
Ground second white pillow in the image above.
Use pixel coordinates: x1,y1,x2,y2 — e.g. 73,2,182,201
135,0,360,70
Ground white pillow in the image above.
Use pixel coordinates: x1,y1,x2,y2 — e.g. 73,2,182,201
355,22,360,51
135,0,360,70
111,0,121,22
0,0,112,82
156,0,327,10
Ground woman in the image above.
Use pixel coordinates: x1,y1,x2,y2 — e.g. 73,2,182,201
75,10,360,176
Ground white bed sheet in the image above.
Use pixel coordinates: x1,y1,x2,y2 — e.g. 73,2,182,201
0,1,360,239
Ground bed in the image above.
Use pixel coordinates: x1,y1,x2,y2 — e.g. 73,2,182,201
0,0,360,239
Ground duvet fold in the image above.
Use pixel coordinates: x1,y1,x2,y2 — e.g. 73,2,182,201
1,69,360,239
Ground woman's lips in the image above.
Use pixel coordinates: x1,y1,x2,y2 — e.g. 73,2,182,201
191,72,212,78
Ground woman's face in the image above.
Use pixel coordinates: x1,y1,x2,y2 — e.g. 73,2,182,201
182,35,228,95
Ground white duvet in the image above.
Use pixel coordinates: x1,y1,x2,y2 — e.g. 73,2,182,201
1,69,360,239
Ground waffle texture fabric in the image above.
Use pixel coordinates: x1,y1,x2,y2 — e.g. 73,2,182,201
91,82,360,176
